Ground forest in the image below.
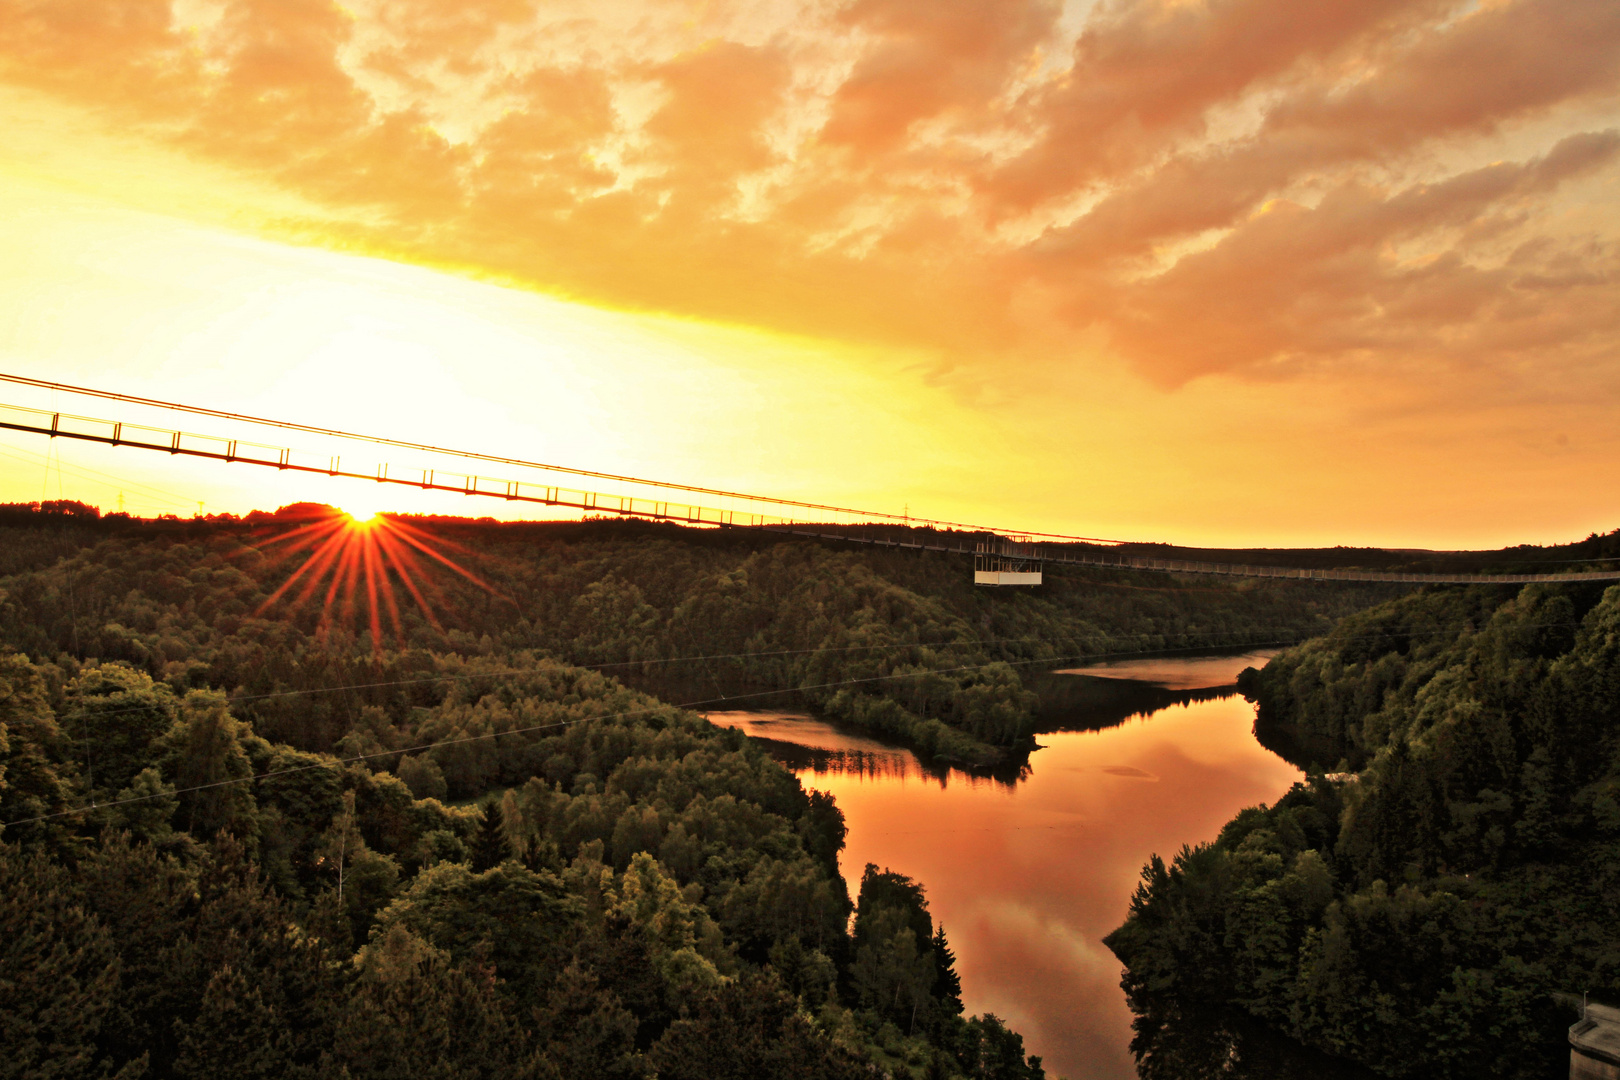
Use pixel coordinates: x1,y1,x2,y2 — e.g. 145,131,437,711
1,503,1063,1078
0,498,1334,1080
0,501,1391,771
7,500,1607,1078
1105,578,1620,1078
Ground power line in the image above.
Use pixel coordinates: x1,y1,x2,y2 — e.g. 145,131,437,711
6,612,1592,830
3,638,1310,829
0,441,198,510
19,607,1591,732
27,629,1294,728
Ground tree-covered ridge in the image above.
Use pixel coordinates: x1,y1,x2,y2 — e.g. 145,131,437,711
0,509,1388,767
0,648,1049,1079
1105,581,1620,1079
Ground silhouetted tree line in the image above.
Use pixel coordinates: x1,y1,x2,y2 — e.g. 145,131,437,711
1105,580,1620,1079
1098,527,1620,575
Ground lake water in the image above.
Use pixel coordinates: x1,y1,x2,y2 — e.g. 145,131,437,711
706,650,1300,1080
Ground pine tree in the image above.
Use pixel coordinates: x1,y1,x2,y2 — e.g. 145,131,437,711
0,850,127,1080
472,800,508,871
931,925,964,1015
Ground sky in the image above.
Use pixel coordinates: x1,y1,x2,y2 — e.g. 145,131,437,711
2,0,1618,548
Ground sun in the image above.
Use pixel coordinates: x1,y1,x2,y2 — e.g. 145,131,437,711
253,504,503,654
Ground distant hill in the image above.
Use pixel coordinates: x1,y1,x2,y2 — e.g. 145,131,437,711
0,505,1412,767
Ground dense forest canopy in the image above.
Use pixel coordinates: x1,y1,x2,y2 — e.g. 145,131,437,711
0,502,1398,769
1106,579,1620,1079
3,642,1055,1079
0,504,1115,1078
7,502,1611,1078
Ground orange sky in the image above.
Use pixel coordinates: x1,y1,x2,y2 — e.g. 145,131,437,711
2,0,1618,548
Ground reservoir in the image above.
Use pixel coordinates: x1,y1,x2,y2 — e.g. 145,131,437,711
707,650,1301,1080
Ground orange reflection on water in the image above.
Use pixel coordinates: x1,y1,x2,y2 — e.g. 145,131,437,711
746,696,1302,1080
704,710,1010,789
1052,649,1281,691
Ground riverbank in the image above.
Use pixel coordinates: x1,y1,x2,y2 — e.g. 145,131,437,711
706,654,1309,1080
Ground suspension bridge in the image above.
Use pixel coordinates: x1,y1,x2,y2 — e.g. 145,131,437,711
3,373,1617,587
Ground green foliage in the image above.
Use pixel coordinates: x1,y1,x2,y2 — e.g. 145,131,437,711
340,922,558,1080
0,651,79,850
1110,582,1620,1078
647,973,871,1080
0,848,132,1080
64,664,178,794
843,863,1040,1079
0,516,1383,767
1,509,1393,1077
0,636,1029,1077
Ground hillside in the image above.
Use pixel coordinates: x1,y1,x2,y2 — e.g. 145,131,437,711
0,502,1404,769
1105,579,1620,1078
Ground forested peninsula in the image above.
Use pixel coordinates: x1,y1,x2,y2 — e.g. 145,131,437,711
1106,579,1620,1079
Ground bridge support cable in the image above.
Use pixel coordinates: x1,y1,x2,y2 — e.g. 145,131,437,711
0,372,1122,544
0,401,799,529
4,396,1619,586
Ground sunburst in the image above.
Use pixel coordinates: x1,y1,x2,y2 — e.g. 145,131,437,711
252,506,501,652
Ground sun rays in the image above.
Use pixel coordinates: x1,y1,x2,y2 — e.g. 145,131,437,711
253,506,501,652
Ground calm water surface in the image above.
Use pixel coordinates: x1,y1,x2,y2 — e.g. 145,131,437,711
706,651,1298,1080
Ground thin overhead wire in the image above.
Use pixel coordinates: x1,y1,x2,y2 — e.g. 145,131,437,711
0,441,198,510
18,609,1593,732
7,374,1618,582
4,641,1294,829
4,616,1593,830
20,627,1323,729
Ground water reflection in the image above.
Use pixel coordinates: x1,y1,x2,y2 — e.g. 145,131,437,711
1027,649,1282,734
705,710,1016,788
706,654,1339,1080
1052,650,1282,691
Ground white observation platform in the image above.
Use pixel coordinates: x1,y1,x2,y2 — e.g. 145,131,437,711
974,536,1043,587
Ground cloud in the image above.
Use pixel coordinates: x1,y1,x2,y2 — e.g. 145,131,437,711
1265,0,1620,148
981,0,1440,210
1,0,1617,393
1080,131,1620,382
820,0,1060,155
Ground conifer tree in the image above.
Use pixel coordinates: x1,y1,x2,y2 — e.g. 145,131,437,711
472,799,509,871
931,925,964,1016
